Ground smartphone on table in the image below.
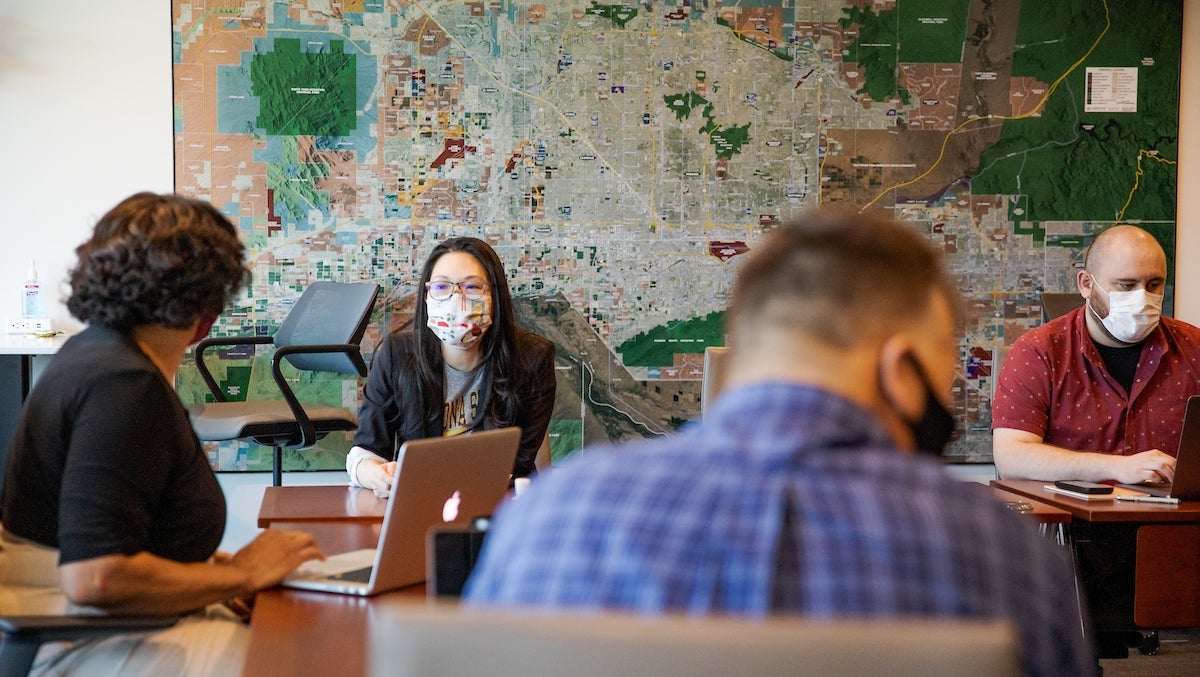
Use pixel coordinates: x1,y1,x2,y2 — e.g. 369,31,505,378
1053,480,1114,495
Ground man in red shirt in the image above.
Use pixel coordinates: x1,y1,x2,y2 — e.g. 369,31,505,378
993,224,1200,658
993,225,1200,482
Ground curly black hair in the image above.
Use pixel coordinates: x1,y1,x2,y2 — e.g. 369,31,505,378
66,192,248,330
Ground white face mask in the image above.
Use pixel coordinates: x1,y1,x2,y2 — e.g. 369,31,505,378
426,294,492,349
1088,282,1163,343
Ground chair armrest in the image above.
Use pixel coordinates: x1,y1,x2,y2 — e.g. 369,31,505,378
0,614,180,642
269,343,366,448
274,343,368,377
0,615,179,677
193,335,274,402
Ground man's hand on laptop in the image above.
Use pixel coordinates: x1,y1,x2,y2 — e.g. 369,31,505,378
356,459,397,493
1109,449,1176,485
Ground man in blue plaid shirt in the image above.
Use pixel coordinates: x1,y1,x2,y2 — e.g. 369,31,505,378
465,209,1095,677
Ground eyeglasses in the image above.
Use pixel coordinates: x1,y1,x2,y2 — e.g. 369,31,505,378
426,278,489,300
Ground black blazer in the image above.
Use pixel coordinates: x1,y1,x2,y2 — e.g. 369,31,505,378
352,329,557,477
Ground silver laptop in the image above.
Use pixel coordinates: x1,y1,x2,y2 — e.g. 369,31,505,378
282,427,521,596
1117,396,1200,500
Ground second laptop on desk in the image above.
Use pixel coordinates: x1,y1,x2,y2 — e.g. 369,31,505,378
282,426,521,596
1115,395,1200,502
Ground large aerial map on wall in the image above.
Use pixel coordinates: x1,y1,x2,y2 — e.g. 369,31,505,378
172,0,1180,470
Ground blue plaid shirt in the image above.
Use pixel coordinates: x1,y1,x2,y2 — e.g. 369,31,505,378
465,383,1095,677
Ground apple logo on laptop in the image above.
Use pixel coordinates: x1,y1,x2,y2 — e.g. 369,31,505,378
442,490,461,522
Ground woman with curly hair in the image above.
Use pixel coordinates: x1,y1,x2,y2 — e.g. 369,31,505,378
0,192,323,674
347,237,556,492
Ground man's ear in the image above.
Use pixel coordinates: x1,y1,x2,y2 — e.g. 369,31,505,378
877,335,923,422
1076,269,1093,298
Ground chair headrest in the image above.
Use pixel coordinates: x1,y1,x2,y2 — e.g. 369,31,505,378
274,281,380,373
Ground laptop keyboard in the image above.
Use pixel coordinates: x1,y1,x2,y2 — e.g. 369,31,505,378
329,566,374,583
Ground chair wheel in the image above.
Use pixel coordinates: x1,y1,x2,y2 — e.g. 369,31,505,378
1138,630,1160,656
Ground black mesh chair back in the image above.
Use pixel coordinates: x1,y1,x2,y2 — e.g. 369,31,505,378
189,281,380,485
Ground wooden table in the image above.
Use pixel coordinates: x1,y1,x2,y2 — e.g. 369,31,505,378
987,484,1070,524
244,482,1071,675
257,485,386,528
243,518,429,677
994,479,1200,628
994,479,1200,523
245,487,440,677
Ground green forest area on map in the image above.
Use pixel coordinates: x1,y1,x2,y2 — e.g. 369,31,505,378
586,3,638,29
970,0,1180,224
618,311,725,367
663,91,753,160
841,0,970,103
251,38,358,136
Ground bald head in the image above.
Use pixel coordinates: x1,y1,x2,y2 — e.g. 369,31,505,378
1084,225,1166,279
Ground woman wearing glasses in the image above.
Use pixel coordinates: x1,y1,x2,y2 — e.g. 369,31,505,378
347,237,557,491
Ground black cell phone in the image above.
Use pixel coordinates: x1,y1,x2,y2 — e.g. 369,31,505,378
1054,480,1114,495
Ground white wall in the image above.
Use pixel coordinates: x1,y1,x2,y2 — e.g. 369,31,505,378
1177,0,1200,323
0,2,174,334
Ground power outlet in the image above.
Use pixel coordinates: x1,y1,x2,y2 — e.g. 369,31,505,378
7,318,52,334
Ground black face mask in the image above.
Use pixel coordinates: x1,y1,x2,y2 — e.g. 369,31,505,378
896,355,956,457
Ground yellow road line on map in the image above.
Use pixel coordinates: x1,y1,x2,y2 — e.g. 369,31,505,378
1114,150,1177,223
861,0,1112,211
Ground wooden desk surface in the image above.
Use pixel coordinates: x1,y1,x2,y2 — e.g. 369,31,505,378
267,520,383,554
243,520,428,677
992,479,1200,522
995,480,1200,629
257,485,386,528
986,484,1070,524
244,584,427,677
242,480,1074,676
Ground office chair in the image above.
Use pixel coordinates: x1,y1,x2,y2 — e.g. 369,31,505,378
370,605,1021,677
0,615,179,677
1039,291,1085,323
188,281,380,486
701,346,731,418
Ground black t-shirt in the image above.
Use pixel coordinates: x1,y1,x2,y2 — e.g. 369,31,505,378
1093,339,1144,394
0,325,224,564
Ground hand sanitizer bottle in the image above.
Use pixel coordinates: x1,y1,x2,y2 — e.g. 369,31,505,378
22,260,45,318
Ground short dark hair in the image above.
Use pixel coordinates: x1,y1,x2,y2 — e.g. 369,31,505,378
729,208,958,348
67,192,247,331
